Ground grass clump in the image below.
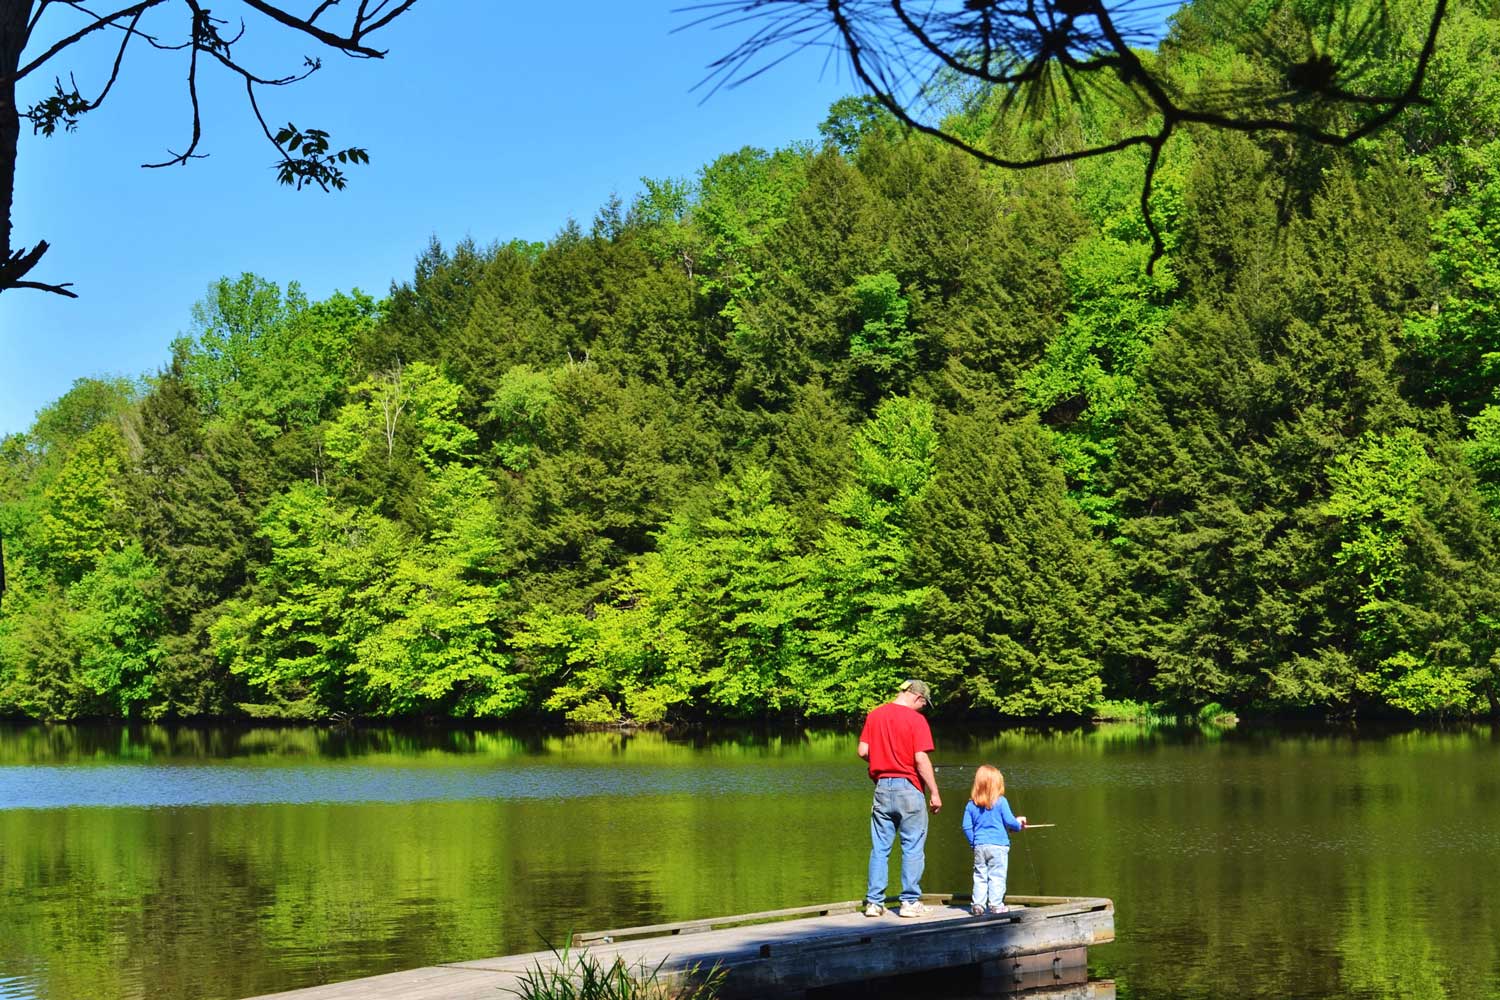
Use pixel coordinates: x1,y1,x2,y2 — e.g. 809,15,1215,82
509,941,724,1000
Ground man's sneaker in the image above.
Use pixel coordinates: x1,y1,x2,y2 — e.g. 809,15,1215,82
863,902,885,917
970,904,986,916
898,901,928,918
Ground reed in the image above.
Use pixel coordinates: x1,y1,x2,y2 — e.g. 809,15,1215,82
509,940,724,1000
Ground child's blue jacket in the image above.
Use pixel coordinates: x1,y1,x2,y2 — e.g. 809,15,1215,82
963,796,1023,847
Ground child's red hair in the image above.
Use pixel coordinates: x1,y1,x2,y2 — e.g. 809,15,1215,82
970,764,1004,809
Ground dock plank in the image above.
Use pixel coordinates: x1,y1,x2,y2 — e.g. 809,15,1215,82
243,895,1114,1000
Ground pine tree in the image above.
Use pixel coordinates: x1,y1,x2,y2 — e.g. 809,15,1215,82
910,411,1108,715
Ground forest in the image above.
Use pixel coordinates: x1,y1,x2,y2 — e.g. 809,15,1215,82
3,0,1500,724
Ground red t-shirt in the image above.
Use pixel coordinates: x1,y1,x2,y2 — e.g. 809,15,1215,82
859,702,934,791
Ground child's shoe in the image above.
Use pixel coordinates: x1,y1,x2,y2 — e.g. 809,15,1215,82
987,905,1008,914
970,904,985,916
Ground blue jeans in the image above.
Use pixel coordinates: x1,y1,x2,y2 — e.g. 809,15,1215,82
866,777,927,905
971,843,1010,909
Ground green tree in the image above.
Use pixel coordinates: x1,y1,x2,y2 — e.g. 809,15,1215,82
66,544,166,717
806,396,936,713
1403,143,1500,414
130,356,270,715
909,411,1107,716
1323,430,1500,716
0,559,80,718
32,424,131,581
518,466,816,721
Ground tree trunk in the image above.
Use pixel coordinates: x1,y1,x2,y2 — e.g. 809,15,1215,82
1,2,37,289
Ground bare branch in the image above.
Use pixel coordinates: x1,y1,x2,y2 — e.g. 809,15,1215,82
27,1,57,43
1,242,77,297
1139,131,1168,269
308,0,341,25
16,0,167,80
89,6,147,108
6,0,421,298
141,0,205,167
236,0,419,57
11,279,80,296
349,0,416,38
61,0,188,50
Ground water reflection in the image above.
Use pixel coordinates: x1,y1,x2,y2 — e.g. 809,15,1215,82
2,724,1498,1000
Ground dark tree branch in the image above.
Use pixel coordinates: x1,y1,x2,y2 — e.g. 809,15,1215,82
4,0,419,297
141,0,205,167
61,1,190,50
26,1,56,43
308,0,341,25
689,0,1449,272
1,241,77,297
87,6,146,109
237,0,419,57
11,277,79,295
16,0,166,80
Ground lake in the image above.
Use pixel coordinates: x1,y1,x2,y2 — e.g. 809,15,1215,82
1,723,1497,1000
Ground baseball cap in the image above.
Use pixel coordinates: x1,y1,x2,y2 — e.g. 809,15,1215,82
900,679,934,705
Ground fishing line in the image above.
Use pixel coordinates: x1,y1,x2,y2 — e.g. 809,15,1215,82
1022,824,1043,896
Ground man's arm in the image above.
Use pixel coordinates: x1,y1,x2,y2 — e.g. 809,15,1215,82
913,750,941,813
857,741,870,760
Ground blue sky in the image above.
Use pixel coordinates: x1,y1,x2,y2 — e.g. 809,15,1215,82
0,2,858,436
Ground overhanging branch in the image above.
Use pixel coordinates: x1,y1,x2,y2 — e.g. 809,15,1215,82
688,0,1450,272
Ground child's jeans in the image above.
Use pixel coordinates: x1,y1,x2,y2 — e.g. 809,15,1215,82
972,844,1010,909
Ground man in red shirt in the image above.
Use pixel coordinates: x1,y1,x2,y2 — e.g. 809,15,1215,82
857,679,941,918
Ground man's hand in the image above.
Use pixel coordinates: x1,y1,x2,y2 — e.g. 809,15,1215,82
857,740,870,761
914,750,940,813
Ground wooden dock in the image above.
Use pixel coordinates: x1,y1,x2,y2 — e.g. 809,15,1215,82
245,893,1114,1000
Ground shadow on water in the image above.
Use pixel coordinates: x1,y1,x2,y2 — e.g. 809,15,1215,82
813,964,1114,999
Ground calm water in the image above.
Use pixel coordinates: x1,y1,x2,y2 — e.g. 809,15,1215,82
1,723,1498,1000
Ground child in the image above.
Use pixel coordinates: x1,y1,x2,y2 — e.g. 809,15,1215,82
962,765,1026,915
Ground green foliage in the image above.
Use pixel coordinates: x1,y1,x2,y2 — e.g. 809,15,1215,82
0,560,80,719
28,376,137,456
804,397,936,713
1023,230,1178,525
1323,430,1500,716
909,412,1108,716
32,424,131,580
12,2,1500,721
67,545,166,717
693,145,809,315
487,365,557,472
818,94,898,155
847,272,915,383
271,123,370,192
176,273,373,439
215,477,517,720
1465,404,1500,513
